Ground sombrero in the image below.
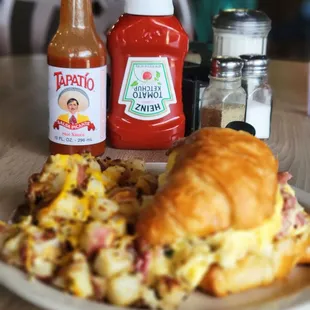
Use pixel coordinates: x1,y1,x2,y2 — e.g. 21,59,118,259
58,87,90,112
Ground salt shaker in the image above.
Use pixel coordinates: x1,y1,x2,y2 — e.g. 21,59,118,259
200,57,246,129
240,55,272,139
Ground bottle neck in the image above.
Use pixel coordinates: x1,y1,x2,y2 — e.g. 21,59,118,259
59,0,95,30
209,76,242,90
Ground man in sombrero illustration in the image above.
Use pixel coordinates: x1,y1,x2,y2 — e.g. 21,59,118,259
53,88,95,131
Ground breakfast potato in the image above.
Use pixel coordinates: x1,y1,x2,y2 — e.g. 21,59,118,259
102,166,127,190
0,222,19,250
1,232,25,266
37,192,89,228
156,277,187,309
90,198,119,221
125,159,146,172
94,248,134,278
66,252,94,298
58,221,84,248
104,215,127,237
108,188,139,221
28,154,101,211
106,274,142,306
26,230,62,278
86,172,106,197
31,258,55,279
136,173,158,196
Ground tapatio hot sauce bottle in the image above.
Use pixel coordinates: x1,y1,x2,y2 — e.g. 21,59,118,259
47,0,107,156
107,0,189,149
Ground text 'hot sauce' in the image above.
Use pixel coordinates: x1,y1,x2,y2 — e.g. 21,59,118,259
47,0,107,156
107,0,189,149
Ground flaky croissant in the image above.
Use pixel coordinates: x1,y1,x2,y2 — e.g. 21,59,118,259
136,128,278,246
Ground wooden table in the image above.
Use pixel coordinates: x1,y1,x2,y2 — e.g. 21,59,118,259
0,55,309,309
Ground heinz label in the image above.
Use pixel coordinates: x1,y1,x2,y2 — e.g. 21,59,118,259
48,66,106,146
118,57,177,120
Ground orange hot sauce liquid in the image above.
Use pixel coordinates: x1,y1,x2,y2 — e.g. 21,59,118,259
107,14,189,149
47,0,107,156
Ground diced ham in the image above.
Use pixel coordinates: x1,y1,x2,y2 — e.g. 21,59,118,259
281,193,297,211
276,214,293,239
91,276,107,300
77,165,88,188
161,276,180,291
42,230,57,241
295,212,307,228
135,251,151,280
0,223,6,233
134,238,150,253
80,222,114,257
86,227,111,256
32,230,56,242
277,172,293,184
276,186,307,239
20,243,29,267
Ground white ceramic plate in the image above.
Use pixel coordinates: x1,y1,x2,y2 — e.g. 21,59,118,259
0,162,309,310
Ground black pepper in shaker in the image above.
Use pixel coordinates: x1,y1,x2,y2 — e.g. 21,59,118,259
200,57,247,129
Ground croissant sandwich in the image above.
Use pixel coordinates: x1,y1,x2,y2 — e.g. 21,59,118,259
136,127,310,297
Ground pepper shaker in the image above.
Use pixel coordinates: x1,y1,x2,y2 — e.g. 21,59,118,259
200,57,246,129
240,55,273,140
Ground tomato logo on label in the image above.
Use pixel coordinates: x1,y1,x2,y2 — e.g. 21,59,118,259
143,71,152,81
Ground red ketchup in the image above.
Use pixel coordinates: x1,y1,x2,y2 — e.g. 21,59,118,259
107,0,189,149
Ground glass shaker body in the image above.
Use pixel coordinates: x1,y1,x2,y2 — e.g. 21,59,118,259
200,77,246,129
212,9,271,57
212,28,269,57
242,75,272,139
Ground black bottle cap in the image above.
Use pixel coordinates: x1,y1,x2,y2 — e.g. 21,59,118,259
226,121,256,136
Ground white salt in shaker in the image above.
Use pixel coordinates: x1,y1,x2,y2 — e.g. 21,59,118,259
212,9,271,57
240,55,272,140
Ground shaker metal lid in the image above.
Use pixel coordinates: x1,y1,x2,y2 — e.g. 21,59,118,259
210,56,244,79
213,9,271,35
240,54,268,76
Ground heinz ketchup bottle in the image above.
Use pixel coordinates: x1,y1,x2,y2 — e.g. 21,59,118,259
107,0,189,149
47,0,107,156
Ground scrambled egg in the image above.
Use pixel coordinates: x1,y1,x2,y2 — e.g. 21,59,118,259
204,189,283,268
